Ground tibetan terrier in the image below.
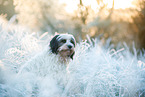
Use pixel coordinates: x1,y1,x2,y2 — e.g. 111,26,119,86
17,34,76,96
18,33,76,75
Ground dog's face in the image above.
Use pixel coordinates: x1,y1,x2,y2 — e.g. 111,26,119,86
50,34,76,60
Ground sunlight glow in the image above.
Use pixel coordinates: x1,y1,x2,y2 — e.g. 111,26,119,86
59,0,79,13
104,0,135,9
59,0,135,13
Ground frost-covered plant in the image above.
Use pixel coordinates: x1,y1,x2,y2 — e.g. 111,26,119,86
0,18,145,97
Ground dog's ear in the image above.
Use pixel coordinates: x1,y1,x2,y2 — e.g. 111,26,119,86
50,35,59,54
70,52,75,60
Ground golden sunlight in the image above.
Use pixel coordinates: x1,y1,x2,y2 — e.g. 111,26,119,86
59,0,79,13
59,0,135,13
104,0,135,9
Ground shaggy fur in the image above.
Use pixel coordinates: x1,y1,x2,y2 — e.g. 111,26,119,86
16,34,76,96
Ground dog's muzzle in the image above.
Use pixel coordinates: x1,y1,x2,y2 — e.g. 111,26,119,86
59,45,74,57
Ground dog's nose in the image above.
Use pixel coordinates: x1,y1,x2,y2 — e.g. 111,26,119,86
67,45,72,49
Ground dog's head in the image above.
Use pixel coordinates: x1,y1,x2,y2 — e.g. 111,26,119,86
50,34,76,60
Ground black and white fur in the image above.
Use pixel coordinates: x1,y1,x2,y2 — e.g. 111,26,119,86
50,34,76,62
16,34,77,96
18,34,76,76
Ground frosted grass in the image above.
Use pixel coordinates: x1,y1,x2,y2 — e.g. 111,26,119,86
0,20,145,97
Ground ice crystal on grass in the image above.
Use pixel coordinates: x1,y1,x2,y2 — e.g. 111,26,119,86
0,21,145,97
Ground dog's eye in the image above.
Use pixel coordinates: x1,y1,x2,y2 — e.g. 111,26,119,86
70,40,75,44
61,39,66,43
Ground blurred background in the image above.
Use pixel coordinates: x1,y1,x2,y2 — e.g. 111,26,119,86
0,0,145,49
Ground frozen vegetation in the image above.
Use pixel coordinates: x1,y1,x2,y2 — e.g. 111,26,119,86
0,18,145,97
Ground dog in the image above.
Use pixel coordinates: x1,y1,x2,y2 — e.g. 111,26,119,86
18,33,76,80
15,34,79,96
50,34,76,63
